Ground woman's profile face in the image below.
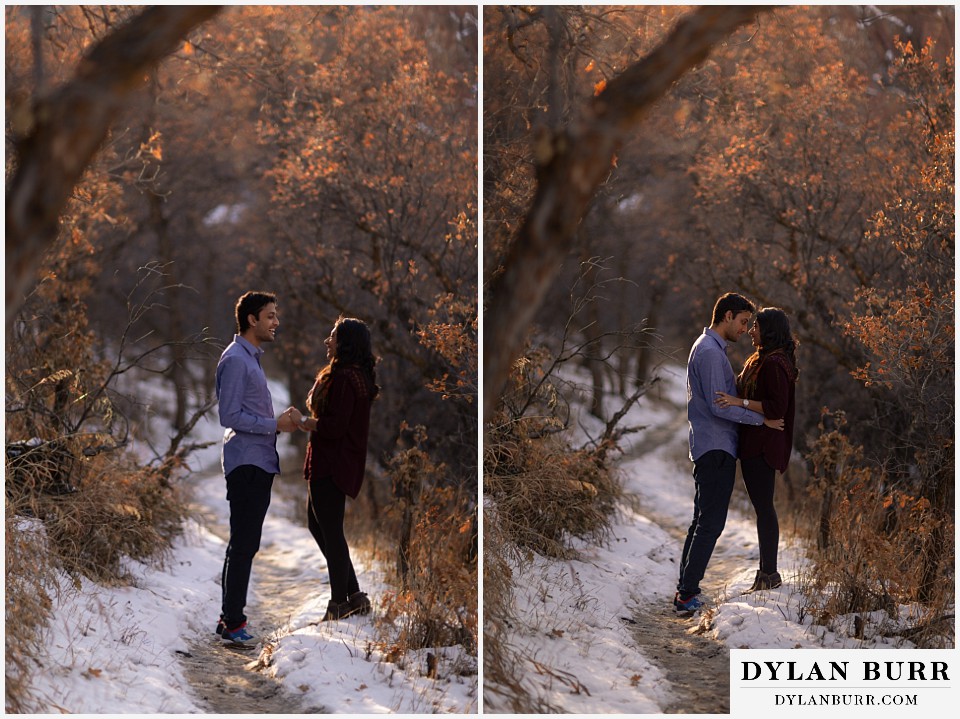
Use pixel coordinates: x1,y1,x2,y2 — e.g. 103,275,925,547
324,327,338,361
748,320,761,349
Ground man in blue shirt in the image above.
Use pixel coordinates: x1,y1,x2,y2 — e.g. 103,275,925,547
675,293,783,615
215,291,300,644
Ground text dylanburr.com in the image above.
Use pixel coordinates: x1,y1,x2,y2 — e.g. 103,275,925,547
730,649,957,715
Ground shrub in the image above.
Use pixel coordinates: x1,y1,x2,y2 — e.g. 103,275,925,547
485,417,620,558
484,338,628,558
800,409,954,647
483,328,642,710
366,426,478,668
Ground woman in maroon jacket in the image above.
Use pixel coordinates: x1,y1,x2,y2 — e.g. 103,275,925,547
298,317,379,620
716,308,798,592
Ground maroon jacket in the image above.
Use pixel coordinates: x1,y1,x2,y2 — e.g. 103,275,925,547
302,366,373,498
738,353,796,472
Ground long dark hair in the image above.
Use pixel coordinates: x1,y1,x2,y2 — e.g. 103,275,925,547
307,317,380,415
754,307,799,378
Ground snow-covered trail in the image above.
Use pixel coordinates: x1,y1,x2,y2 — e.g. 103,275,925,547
177,452,330,713
489,365,808,713
19,389,476,714
612,389,732,714
184,429,476,714
600,372,751,714
621,603,730,714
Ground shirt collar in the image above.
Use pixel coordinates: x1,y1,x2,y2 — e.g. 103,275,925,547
704,327,728,353
234,334,265,359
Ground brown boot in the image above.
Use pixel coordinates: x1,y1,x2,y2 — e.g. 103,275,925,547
322,599,355,621
748,570,783,592
348,591,372,616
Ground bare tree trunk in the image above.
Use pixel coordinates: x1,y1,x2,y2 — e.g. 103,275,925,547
484,6,765,422
636,290,662,388
818,487,834,551
149,194,190,430
581,255,605,420
918,466,953,603
6,5,222,324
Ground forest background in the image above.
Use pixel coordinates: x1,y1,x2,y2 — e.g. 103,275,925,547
483,5,954,708
5,5,477,712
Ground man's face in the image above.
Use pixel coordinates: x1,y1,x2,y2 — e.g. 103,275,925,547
721,310,752,343
248,302,279,346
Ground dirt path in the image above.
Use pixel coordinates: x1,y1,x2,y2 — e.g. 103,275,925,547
620,501,738,715
623,604,730,714
619,393,742,714
178,467,327,714
178,637,319,713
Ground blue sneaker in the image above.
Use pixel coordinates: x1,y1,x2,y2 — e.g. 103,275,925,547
674,592,704,615
221,621,256,646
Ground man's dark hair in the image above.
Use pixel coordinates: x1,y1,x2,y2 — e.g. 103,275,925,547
235,291,277,334
711,293,755,325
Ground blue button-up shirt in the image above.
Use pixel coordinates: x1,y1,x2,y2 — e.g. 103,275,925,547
216,335,280,477
687,328,764,461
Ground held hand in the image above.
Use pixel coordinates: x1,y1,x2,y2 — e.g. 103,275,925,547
763,417,785,431
715,391,740,408
296,412,313,432
277,407,302,433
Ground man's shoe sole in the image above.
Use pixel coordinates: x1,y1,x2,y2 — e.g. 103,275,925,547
221,634,257,647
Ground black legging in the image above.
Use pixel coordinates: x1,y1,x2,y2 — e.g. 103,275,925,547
740,455,780,574
307,475,360,602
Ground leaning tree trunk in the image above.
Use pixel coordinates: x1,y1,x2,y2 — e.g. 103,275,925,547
484,6,766,423
5,5,222,325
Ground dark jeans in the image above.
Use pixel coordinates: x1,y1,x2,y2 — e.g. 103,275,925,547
221,465,274,628
307,475,360,603
678,450,736,596
741,454,780,574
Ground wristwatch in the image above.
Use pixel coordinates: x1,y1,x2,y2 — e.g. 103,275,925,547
742,398,749,407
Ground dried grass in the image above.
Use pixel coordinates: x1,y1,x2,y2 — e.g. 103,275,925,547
4,440,187,711
482,365,626,709
799,482,955,646
482,323,630,711
4,501,56,713
482,504,562,713
484,414,622,558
